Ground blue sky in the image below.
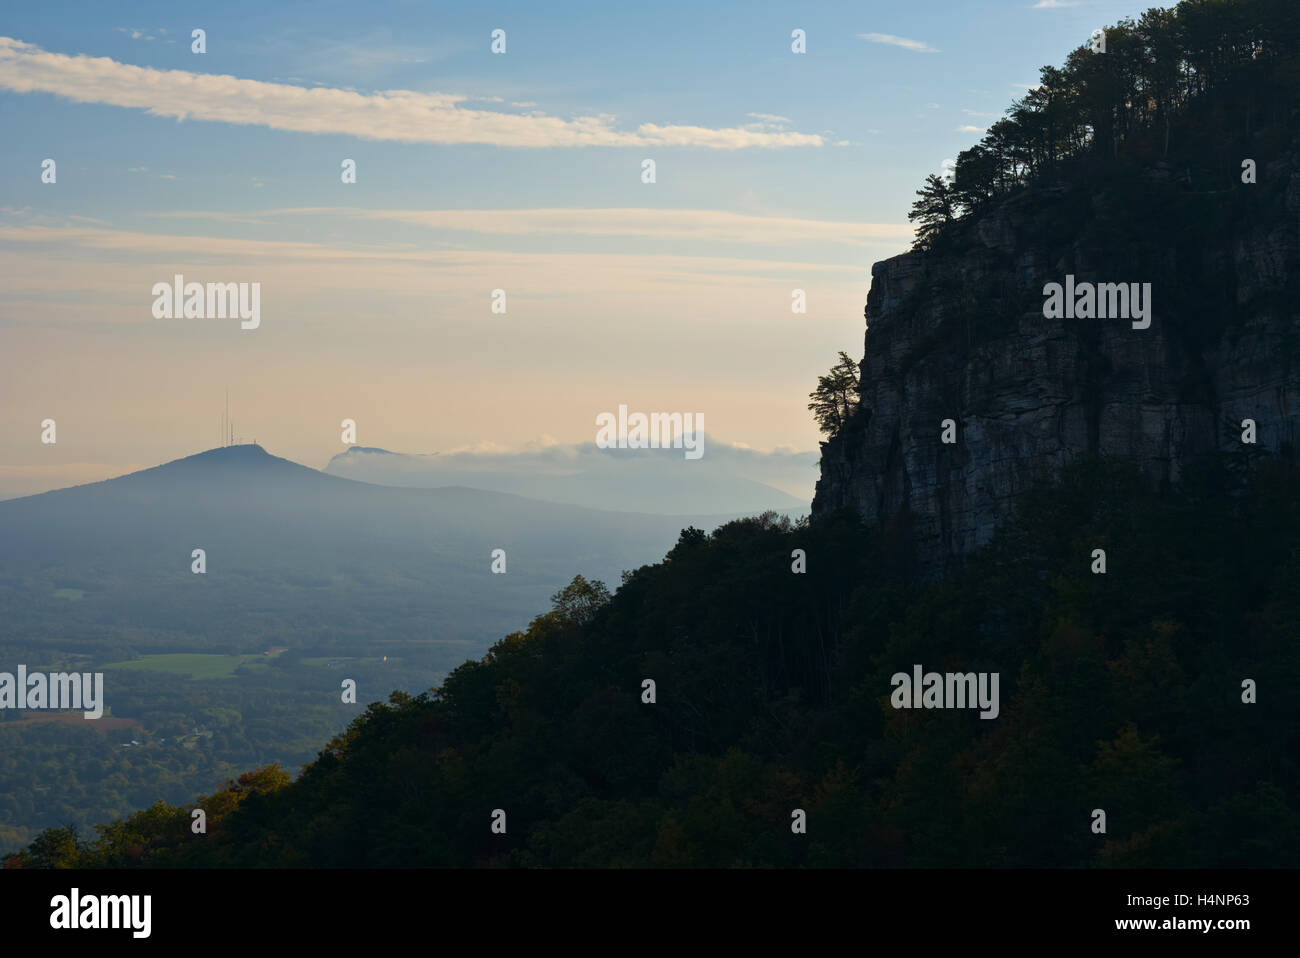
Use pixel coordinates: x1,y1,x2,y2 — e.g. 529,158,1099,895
0,0,1152,497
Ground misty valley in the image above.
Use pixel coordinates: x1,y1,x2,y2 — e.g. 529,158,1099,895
0,444,742,849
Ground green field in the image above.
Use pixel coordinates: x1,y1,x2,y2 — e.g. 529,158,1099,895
101,653,245,679
301,656,390,667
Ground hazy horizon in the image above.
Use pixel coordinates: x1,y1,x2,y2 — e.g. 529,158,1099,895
0,1,1142,496
0,433,820,503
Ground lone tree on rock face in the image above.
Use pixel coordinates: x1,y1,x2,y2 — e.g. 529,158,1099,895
808,351,861,437
908,173,958,250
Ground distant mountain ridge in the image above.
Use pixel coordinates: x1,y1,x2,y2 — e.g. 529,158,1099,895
324,439,813,516
0,444,767,657
27,443,339,492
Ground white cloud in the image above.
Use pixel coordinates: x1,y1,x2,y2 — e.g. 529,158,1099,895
115,27,160,42
858,33,939,54
1032,1,1080,8
0,37,823,149
746,112,791,126
956,125,983,132
322,438,820,505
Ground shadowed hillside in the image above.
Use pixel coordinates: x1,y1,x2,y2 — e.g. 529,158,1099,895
11,455,1300,867
815,0,1300,575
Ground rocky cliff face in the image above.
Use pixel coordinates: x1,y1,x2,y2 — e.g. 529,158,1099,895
812,158,1300,577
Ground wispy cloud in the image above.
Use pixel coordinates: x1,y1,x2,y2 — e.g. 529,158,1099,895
115,27,162,42
1032,1,1080,8
127,165,176,180
0,216,880,348
858,33,939,54
141,209,274,225
0,36,823,149
746,112,791,126
956,125,983,132
0,219,881,279
142,207,914,246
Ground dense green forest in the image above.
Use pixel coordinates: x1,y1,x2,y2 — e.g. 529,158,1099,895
9,453,1299,867
0,648,432,852
910,0,1300,247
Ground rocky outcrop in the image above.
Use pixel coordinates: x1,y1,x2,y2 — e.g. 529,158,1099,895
812,158,1300,577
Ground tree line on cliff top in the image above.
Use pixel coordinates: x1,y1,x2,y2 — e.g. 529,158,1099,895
911,0,1300,248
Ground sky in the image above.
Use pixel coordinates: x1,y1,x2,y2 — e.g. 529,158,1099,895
0,0,1150,498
